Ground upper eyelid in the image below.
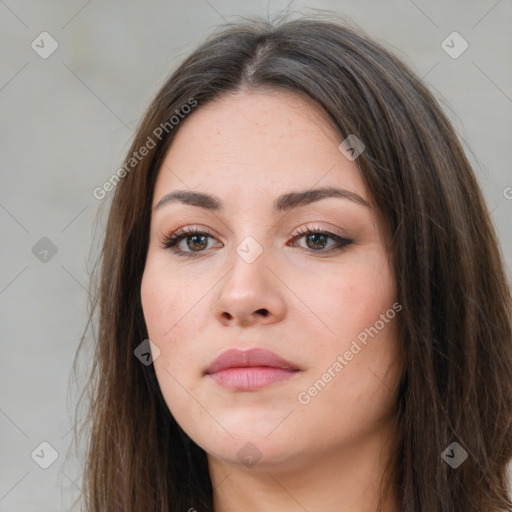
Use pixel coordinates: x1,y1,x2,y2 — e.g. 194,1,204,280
167,225,345,241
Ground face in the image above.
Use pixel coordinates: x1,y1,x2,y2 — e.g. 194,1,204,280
141,89,403,472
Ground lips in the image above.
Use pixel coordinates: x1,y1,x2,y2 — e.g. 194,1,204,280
206,348,299,374
205,348,301,391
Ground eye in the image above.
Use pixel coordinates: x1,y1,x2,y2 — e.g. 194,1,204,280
289,224,352,253
161,224,352,258
160,227,222,257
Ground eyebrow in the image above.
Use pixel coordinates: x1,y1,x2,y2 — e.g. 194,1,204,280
154,186,370,212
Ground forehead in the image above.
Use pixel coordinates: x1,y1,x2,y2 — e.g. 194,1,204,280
153,90,367,208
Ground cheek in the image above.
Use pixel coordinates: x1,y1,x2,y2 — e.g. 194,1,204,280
140,261,195,340
141,266,204,419
140,267,164,338
302,317,401,445
303,256,395,345
301,257,400,409
140,262,206,378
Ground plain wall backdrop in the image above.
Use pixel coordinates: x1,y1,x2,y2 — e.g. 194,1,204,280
1,0,511,510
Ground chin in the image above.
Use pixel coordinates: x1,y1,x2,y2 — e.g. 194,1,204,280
204,434,303,470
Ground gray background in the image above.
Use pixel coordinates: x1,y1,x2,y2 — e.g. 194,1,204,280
1,1,511,510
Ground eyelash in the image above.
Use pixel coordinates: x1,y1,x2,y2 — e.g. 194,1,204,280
160,224,352,258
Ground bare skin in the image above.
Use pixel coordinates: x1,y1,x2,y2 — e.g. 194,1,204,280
141,89,403,512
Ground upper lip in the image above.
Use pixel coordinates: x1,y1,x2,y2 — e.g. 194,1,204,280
205,348,300,374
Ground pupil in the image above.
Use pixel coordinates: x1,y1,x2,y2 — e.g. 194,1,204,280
308,233,326,249
188,235,207,251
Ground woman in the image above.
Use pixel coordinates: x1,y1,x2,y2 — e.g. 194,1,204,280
74,15,512,512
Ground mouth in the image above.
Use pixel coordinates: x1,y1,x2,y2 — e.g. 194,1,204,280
205,347,301,391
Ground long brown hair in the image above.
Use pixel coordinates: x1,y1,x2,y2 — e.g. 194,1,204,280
72,14,512,512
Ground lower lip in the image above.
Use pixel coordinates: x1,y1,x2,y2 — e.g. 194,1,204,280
208,367,299,391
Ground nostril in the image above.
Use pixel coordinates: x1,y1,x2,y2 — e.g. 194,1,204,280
257,309,269,317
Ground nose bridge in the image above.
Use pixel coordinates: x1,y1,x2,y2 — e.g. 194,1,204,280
213,234,286,326
223,203,274,278
224,235,270,301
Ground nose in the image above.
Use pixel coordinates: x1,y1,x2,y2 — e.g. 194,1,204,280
212,247,286,328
